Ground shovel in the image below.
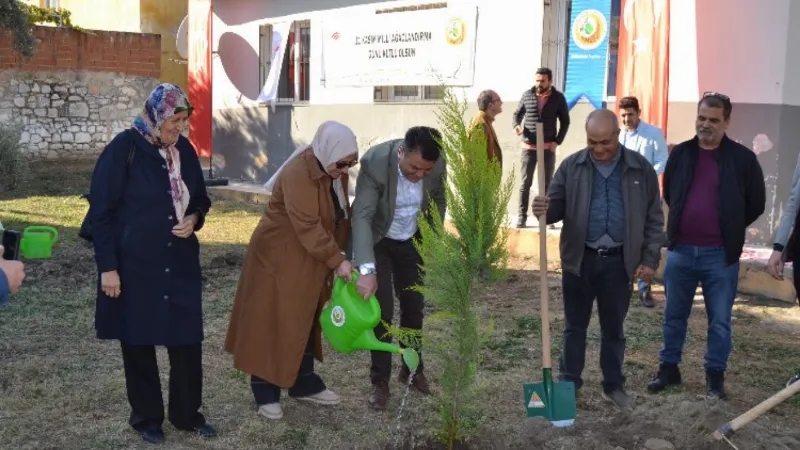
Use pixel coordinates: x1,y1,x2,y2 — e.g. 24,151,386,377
523,122,577,427
712,373,800,446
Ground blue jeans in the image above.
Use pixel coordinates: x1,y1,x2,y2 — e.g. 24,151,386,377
659,245,739,371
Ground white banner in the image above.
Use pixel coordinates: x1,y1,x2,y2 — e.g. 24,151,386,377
322,6,478,87
257,22,292,109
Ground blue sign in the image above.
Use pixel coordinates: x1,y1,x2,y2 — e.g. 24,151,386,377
563,0,612,110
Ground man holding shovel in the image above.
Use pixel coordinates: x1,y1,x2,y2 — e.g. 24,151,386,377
532,109,664,409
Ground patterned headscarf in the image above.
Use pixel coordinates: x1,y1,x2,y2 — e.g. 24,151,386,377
132,83,194,149
132,83,194,224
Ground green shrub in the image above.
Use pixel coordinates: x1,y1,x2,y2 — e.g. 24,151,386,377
413,87,514,448
0,123,30,192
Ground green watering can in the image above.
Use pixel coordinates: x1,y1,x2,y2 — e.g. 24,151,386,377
320,273,420,372
20,225,59,259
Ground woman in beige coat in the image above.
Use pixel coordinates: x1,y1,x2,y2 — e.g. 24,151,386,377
225,121,358,420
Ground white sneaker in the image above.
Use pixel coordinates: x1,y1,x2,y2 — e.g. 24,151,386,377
295,389,341,405
257,403,283,420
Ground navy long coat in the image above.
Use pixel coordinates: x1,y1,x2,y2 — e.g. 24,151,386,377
90,129,211,346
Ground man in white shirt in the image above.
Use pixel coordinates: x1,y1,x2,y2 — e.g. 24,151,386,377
618,96,668,308
351,126,447,411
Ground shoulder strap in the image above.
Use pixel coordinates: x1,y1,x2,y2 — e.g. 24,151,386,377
125,129,136,169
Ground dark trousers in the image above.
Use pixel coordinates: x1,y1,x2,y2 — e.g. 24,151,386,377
120,342,205,432
559,248,631,393
659,245,739,372
370,236,425,384
250,327,325,404
518,149,556,218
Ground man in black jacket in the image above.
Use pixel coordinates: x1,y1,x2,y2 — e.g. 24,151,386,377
512,67,570,228
647,92,766,400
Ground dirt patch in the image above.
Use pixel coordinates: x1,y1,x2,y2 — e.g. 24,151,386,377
18,241,96,287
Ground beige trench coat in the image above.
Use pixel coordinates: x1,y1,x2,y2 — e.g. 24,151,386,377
224,148,350,388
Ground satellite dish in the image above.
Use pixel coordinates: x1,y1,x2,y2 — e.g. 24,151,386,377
176,15,189,60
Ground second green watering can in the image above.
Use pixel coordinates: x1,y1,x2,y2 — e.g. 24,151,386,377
20,225,59,259
320,273,420,372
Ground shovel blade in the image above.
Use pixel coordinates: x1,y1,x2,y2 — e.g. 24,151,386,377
524,376,577,427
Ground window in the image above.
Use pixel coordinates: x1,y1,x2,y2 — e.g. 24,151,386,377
41,0,59,8
258,20,311,104
372,2,448,103
373,85,446,102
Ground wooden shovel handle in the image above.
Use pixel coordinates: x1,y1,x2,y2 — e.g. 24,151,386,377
536,122,551,369
714,377,800,440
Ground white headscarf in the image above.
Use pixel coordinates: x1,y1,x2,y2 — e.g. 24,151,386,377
263,120,358,218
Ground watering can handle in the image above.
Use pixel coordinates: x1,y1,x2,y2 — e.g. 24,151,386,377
342,271,382,323
25,226,59,244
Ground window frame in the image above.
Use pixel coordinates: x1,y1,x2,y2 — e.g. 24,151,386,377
373,85,446,103
258,19,311,105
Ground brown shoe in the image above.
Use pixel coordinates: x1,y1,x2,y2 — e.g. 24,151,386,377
368,381,390,410
398,367,431,395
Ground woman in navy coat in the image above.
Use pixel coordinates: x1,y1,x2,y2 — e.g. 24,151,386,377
89,83,215,444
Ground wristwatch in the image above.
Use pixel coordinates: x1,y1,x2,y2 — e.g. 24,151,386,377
359,265,377,276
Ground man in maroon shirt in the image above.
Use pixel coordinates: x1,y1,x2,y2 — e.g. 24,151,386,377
647,93,766,400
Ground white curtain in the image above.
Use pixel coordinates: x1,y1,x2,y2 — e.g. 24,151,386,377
257,21,292,110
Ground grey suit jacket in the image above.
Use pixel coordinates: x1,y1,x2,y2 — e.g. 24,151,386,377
351,138,447,267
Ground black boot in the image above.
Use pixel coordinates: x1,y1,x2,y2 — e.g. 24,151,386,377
646,363,682,393
706,369,727,400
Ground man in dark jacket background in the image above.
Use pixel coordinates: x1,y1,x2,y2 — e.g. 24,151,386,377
512,67,570,228
647,92,766,400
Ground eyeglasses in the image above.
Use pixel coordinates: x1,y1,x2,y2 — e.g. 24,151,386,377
335,159,358,169
703,91,730,102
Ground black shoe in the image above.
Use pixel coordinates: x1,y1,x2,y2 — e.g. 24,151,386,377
516,216,526,228
647,363,682,393
602,389,634,410
138,428,165,444
192,423,218,438
640,290,655,308
706,370,727,400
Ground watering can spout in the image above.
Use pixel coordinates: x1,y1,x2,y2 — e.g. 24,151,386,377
320,274,421,372
352,332,401,354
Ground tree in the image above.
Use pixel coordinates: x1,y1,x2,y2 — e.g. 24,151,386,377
413,87,514,448
0,0,36,58
0,0,81,58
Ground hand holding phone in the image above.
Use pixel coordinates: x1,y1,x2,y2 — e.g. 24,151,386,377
0,245,26,295
1,230,20,261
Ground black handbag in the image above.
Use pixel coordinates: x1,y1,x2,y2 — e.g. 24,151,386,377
78,134,137,243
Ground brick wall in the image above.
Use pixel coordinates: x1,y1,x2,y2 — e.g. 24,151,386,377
0,26,161,77
0,26,162,158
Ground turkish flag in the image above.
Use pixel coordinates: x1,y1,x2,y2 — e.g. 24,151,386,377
615,0,670,135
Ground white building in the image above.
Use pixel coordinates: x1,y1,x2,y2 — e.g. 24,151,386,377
209,0,800,246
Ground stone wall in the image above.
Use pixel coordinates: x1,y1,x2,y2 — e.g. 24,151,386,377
0,26,161,158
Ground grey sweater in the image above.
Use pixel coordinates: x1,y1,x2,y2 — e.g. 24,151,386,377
773,153,800,257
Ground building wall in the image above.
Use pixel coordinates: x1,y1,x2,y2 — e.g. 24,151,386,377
643,0,795,247
22,0,188,87
138,0,189,89
0,26,161,158
211,0,543,184
211,0,799,248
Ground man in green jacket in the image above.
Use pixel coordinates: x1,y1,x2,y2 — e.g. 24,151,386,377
351,126,447,411
532,109,664,410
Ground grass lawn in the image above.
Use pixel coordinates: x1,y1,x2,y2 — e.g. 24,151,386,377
2,161,800,450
